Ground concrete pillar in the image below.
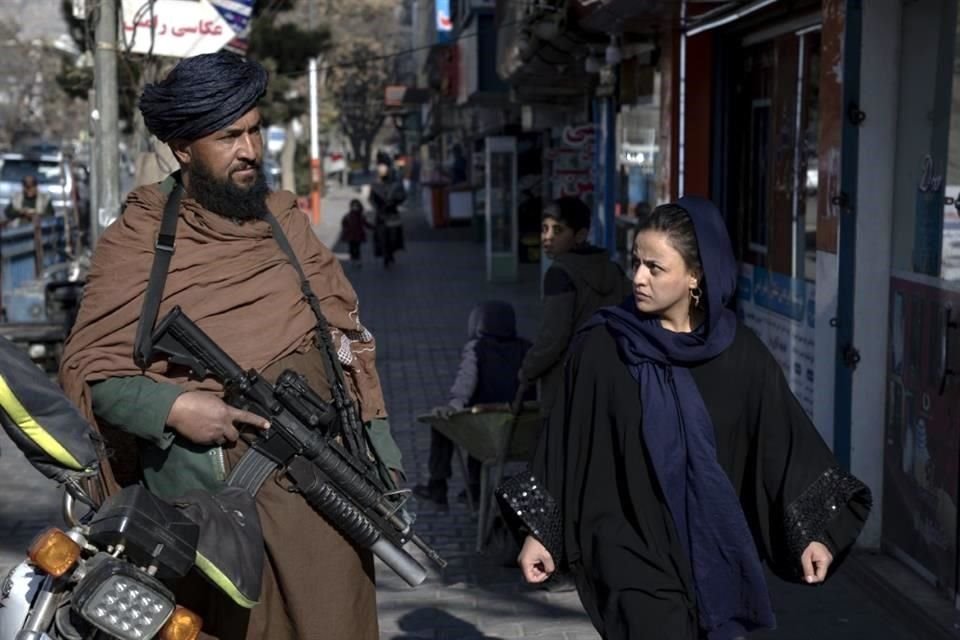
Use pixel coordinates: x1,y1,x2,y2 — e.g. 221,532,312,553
848,0,902,549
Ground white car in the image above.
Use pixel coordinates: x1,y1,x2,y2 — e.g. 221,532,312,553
0,151,76,217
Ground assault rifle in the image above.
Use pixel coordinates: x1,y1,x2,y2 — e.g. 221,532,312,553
148,306,446,587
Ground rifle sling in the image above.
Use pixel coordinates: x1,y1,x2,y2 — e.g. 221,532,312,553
262,212,369,458
134,181,183,369
135,185,369,492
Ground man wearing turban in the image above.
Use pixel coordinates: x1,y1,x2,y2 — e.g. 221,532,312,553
59,51,402,639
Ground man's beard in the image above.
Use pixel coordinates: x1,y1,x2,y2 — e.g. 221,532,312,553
188,160,269,221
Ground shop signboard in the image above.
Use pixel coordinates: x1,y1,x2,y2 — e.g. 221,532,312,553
121,0,252,58
737,264,816,419
436,0,453,43
546,123,596,202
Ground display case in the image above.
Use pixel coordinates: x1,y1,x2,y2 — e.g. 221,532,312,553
484,136,518,282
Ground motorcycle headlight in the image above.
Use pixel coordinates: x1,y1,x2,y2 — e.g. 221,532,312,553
72,556,175,640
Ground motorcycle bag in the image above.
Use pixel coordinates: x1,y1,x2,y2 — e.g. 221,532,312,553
0,336,100,482
175,487,264,609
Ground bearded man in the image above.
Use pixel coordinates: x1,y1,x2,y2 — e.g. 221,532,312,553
59,51,403,639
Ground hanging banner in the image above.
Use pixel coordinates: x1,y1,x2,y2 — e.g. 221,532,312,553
210,0,255,54
121,0,253,58
547,123,597,200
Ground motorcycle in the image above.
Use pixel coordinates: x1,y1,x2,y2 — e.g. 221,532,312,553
0,335,263,640
2,483,204,640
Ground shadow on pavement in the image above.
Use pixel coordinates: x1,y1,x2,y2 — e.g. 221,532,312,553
388,607,505,640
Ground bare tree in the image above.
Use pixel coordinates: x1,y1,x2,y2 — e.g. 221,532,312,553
331,43,390,170
0,23,40,145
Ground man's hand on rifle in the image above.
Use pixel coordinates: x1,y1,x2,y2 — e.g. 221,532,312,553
167,391,270,446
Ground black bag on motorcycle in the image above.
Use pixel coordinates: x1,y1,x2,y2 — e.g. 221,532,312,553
174,487,265,609
0,336,100,482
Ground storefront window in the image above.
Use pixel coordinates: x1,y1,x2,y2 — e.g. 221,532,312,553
617,70,661,218
725,25,821,420
799,31,821,282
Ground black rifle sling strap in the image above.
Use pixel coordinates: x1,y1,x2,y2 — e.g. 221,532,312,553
134,182,183,369
229,212,373,496
261,212,368,452
130,186,370,494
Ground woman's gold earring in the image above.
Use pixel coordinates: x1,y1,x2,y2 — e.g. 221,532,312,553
690,286,703,309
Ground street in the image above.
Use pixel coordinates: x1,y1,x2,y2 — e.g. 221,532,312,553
3,0,960,636
0,188,939,639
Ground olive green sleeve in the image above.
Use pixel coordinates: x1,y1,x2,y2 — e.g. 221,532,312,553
366,417,404,477
90,376,185,450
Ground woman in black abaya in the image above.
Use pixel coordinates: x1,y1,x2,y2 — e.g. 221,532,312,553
498,197,871,640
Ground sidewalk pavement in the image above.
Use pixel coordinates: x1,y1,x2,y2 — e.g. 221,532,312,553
0,184,951,639
321,186,938,639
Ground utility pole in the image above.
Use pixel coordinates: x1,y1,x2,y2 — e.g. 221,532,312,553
307,0,324,225
91,0,120,246
309,57,321,225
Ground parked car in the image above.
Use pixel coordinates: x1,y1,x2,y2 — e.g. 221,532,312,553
0,151,76,218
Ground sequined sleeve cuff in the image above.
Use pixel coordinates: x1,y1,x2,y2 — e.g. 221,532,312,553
496,472,563,563
783,466,872,563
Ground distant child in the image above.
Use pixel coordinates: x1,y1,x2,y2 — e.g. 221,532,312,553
341,199,373,267
414,301,533,507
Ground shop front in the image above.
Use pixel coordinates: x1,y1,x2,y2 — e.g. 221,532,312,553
881,0,960,602
695,1,827,424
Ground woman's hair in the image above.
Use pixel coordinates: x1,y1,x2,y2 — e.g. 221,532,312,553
349,199,362,211
637,204,703,276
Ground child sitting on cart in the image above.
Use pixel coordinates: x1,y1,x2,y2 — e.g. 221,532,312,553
414,300,533,508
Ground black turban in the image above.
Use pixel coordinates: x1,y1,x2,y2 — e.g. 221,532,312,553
139,51,268,142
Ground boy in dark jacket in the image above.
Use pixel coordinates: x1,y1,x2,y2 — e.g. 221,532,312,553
341,198,373,267
519,197,633,419
415,301,532,507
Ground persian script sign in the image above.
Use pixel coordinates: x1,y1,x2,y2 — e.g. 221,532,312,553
548,124,597,199
121,0,253,58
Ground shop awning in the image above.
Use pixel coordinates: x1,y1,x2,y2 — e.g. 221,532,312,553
572,0,779,36
684,0,781,36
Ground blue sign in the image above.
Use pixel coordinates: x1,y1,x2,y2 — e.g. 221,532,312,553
436,0,452,43
209,0,254,53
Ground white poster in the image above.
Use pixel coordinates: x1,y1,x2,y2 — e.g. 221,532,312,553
737,264,816,418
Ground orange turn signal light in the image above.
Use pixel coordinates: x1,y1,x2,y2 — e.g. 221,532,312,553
160,605,203,640
28,528,81,578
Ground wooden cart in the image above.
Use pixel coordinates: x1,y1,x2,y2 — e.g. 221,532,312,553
417,401,541,552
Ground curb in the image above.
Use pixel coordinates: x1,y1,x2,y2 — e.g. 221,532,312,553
845,553,960,640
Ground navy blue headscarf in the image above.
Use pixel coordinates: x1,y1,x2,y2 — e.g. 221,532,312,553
587,196,775,638
139,51,268,142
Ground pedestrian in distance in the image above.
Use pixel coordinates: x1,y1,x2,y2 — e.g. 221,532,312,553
4,174,55,225
499,197,872,640
369,162,406,268
59,51,404,640
518,196,633,422
414,301,533,508
341,198,373,268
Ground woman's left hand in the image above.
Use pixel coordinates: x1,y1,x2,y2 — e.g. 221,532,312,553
800,541,833,584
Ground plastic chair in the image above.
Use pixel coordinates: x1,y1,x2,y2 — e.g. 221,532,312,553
417,400,541,552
